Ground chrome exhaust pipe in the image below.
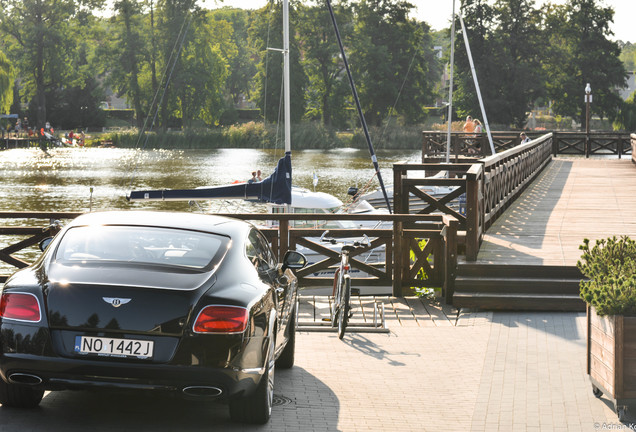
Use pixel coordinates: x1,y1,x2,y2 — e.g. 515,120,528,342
182,386,223,397
8,373,43,385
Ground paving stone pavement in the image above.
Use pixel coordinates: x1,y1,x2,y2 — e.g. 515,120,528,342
0,311,631,431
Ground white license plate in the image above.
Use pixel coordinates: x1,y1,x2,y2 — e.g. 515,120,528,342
74,336,154,359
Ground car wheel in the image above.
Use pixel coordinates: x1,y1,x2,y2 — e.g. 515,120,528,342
276,304,296,369
0,379,44,408
229,338,275,424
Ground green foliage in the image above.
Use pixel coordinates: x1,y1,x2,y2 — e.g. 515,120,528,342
0,51,14,113
108,121,340,150
619,42,636,72
542,0,626,126
454,0,544,128
350,0,438,126
577,236,636,316
614,91,636,132
409,238,438,298
0,0,85,126
297,2,353,128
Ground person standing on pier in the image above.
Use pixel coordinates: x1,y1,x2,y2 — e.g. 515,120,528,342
463,116,475,133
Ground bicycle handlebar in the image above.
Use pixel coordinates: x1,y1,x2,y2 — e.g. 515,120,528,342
320,230,370,248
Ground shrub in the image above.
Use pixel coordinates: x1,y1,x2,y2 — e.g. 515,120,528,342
578,236,636,316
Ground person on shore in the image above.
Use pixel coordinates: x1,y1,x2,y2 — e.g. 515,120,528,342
520,132,531,144
463,116,475,133
474,119,483,133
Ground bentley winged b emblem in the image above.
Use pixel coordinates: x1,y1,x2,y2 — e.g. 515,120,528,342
102,297,132,308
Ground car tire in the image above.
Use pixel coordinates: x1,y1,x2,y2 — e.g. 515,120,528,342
229,338,275,424
0,379,44,408
276,304,296,369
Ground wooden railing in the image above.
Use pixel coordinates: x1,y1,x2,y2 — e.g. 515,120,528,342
0,211,458,298
1,137,46,150
399,133,553,261
422,131,541,160
423,131,632,160
552,132,632,158
0,212,82,281
218,213,458,297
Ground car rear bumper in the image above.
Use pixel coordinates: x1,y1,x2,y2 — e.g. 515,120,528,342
0,352,265,399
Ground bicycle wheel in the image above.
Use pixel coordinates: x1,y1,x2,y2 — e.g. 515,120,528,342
337,276,351,339
331,272,341,328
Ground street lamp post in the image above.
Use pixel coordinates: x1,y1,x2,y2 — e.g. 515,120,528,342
585,83,592,158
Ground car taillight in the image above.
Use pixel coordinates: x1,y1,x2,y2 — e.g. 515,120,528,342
193,305,248,333
0,293,42,322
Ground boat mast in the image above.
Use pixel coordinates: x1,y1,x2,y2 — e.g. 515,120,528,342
283,0,291,154
445,0,456,164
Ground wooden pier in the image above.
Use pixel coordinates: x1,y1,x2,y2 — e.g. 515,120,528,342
0,132,635,312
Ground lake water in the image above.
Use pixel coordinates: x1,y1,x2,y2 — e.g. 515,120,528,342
0,147,420,272
0,147,420,214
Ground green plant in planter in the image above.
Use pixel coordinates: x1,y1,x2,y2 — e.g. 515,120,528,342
577,236,636,316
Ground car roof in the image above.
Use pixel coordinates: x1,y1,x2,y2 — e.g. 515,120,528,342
67,210,250,237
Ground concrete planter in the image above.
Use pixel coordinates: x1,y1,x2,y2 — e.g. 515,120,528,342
587,305,636,420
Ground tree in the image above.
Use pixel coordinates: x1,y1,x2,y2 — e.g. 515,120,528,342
349,0,438,126
111,0,147,128
0,0,105,128
154,0,198,129
452,0,498,124
297,1,353,128
619,42,635,73
615,91,636,132
210,8,257,106
176,17,232,126
490,0,544,128
542,0,626,127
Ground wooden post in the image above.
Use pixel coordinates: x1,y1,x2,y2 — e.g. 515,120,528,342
393,219,403,297
393,165,404,296
443,215,458,304
279,218,289,262
464,164,482,261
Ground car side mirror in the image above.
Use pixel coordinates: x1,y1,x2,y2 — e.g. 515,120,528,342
282,250,307,271
39,237,53,252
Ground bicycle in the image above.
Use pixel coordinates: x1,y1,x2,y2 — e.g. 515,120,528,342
320,231,370,339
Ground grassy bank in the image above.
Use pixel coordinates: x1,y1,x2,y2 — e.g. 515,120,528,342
99,121,425,150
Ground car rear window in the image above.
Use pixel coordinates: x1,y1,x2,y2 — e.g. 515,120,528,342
55,225,227,270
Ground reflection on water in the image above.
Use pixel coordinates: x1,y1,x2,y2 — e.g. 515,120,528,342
0,147,420,273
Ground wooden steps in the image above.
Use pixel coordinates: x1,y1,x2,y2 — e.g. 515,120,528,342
452,264,586,311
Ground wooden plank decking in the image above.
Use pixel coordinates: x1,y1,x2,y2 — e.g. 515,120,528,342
475,157,636,266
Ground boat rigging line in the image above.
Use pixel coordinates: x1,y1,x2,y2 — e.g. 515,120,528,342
445,1,496,159
325,0,392,214
457,12,495,155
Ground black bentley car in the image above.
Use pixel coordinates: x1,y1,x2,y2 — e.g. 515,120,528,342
0,211,306,424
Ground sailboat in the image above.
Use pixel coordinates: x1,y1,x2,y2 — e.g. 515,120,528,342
127,0,388,225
